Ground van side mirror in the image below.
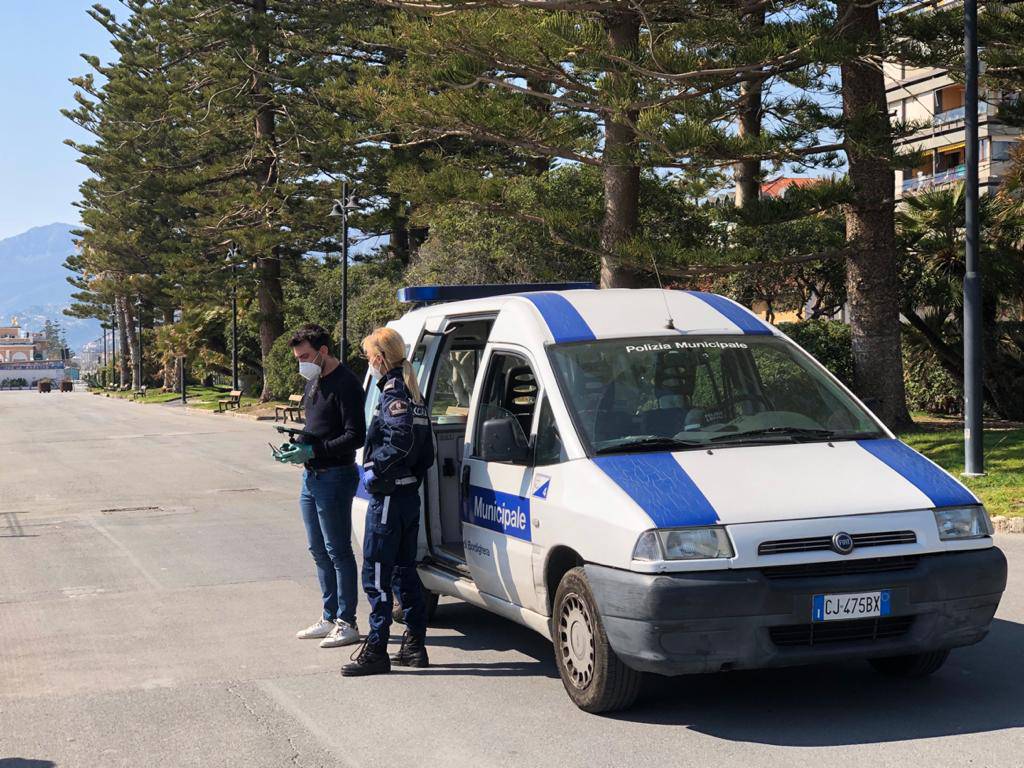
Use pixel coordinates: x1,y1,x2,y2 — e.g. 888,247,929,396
479,416,530,463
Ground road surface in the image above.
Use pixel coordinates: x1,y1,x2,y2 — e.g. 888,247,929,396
1,391,1022,767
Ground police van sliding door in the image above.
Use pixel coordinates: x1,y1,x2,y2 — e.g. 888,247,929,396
461,347,542,612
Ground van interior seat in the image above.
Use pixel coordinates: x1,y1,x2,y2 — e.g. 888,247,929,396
502,365,538,435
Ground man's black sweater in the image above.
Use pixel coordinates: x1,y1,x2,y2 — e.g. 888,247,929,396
299,362,366,469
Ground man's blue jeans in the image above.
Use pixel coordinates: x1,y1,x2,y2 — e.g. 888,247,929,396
299,464,359,625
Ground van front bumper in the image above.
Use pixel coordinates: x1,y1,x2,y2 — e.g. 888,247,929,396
584,547,1007,676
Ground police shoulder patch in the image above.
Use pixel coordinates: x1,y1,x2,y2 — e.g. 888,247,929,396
388,399,408,416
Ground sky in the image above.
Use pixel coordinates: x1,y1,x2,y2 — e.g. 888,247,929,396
0,1,118,240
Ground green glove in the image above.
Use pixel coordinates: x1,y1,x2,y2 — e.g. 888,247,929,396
278,443,314,464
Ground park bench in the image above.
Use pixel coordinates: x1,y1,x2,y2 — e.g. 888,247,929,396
132,385,148,400
275,394,304,423
217,390,242,412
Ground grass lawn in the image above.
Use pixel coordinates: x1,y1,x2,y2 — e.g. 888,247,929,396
95,385,263,409
902,425,1024,518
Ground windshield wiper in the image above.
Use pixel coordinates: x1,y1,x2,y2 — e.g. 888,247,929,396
709,427,881,444
595,436,704,455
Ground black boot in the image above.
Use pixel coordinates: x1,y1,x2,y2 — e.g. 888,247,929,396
390,631,429,668
341,640,391,677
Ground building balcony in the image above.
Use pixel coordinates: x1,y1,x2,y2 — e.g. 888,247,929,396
902,165,966,193
932,100,989,126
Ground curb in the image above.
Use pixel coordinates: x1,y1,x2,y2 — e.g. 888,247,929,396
992,516,1024,535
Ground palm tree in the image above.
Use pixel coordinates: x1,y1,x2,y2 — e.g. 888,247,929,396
897,183,1024,420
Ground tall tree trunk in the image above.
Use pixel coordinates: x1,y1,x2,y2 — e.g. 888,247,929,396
117,296,130,388
162,307,176,391
252,0,285,402
526,77,553,176
120,296,140,390
257,253,285,400
599,10,647,288
837,0,912,429
733,2,765,208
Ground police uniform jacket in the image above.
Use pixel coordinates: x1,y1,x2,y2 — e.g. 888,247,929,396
363,369,434,494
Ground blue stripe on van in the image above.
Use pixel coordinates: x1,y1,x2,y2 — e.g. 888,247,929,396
857,438,976,508
521,293,596,343
593,453,719,527
684,291,773,335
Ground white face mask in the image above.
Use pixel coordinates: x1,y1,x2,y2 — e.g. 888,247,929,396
369,363,384,379
298,351,323,381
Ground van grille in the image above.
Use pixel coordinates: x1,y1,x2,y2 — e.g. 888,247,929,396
758,530,917,556
770,616,915,647
761,555,920,580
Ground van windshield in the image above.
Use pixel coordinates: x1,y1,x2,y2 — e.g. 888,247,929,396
548,335,883,456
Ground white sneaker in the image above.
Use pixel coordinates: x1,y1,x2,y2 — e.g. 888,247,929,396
296,617,335,640
319,620,360,648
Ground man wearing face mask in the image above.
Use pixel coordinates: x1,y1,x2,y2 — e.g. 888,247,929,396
277,324,366,649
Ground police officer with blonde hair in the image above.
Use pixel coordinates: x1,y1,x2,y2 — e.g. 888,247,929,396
342,327,434,676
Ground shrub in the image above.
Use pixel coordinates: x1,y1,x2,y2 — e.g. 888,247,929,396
775,320,854,387
903,341,961,415
264,333,306,401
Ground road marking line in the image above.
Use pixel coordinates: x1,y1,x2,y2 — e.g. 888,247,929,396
255,678,362,768
86,516,163,591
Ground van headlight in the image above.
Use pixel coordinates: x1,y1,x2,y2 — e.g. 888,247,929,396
632,527,734,561
934,505,993,540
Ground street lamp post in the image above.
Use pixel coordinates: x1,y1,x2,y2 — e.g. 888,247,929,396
963,0,984,476
135,297,144,389
102,321,108,388
110,308,117,388
227,245,240,391
330,182,358,361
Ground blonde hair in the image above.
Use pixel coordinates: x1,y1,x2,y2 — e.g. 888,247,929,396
362,327,424,404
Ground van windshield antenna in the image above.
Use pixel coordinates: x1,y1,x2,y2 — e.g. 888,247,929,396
648,253,676,330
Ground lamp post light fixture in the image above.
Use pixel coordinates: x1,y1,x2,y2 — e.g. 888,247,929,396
330,181,359,361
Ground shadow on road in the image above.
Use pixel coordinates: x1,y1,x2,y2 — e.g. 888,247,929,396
425,601,1024,743
413,601,558,679
0,760,57,768
614,618,1024,745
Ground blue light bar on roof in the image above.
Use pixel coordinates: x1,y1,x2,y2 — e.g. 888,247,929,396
396,283,595,304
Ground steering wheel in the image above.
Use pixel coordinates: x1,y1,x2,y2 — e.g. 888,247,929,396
721,392,771,414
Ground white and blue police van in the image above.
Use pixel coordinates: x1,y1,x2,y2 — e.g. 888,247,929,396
352,283,1007,713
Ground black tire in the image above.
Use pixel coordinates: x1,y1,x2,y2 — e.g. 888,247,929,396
552,567,642,713
869,649,950,678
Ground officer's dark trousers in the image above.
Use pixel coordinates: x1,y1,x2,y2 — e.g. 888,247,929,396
362,487,427,649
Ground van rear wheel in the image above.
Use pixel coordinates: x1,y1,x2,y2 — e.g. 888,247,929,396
552,567,642,713
869,649,950,678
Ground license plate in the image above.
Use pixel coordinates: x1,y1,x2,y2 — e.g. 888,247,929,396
812,590,891,622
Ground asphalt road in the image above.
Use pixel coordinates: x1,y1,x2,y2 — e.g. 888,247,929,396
1,390,1022,768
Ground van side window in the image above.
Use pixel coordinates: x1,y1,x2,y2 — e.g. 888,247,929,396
534,397,566,466
473,352,539,461
432,348,481,420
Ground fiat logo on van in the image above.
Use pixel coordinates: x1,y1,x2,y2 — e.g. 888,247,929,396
832,532,855,555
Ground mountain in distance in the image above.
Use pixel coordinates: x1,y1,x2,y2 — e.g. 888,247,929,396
0,223,101,351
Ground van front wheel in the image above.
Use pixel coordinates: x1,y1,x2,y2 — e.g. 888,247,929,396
869,649,950,678
552,567,642,713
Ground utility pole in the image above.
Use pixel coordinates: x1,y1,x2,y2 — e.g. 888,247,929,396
963,0,984,475
227,244,240,390
180,356,187,405
330,182,358,361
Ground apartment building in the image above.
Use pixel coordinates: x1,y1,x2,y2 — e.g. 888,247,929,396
885,61,1021,199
